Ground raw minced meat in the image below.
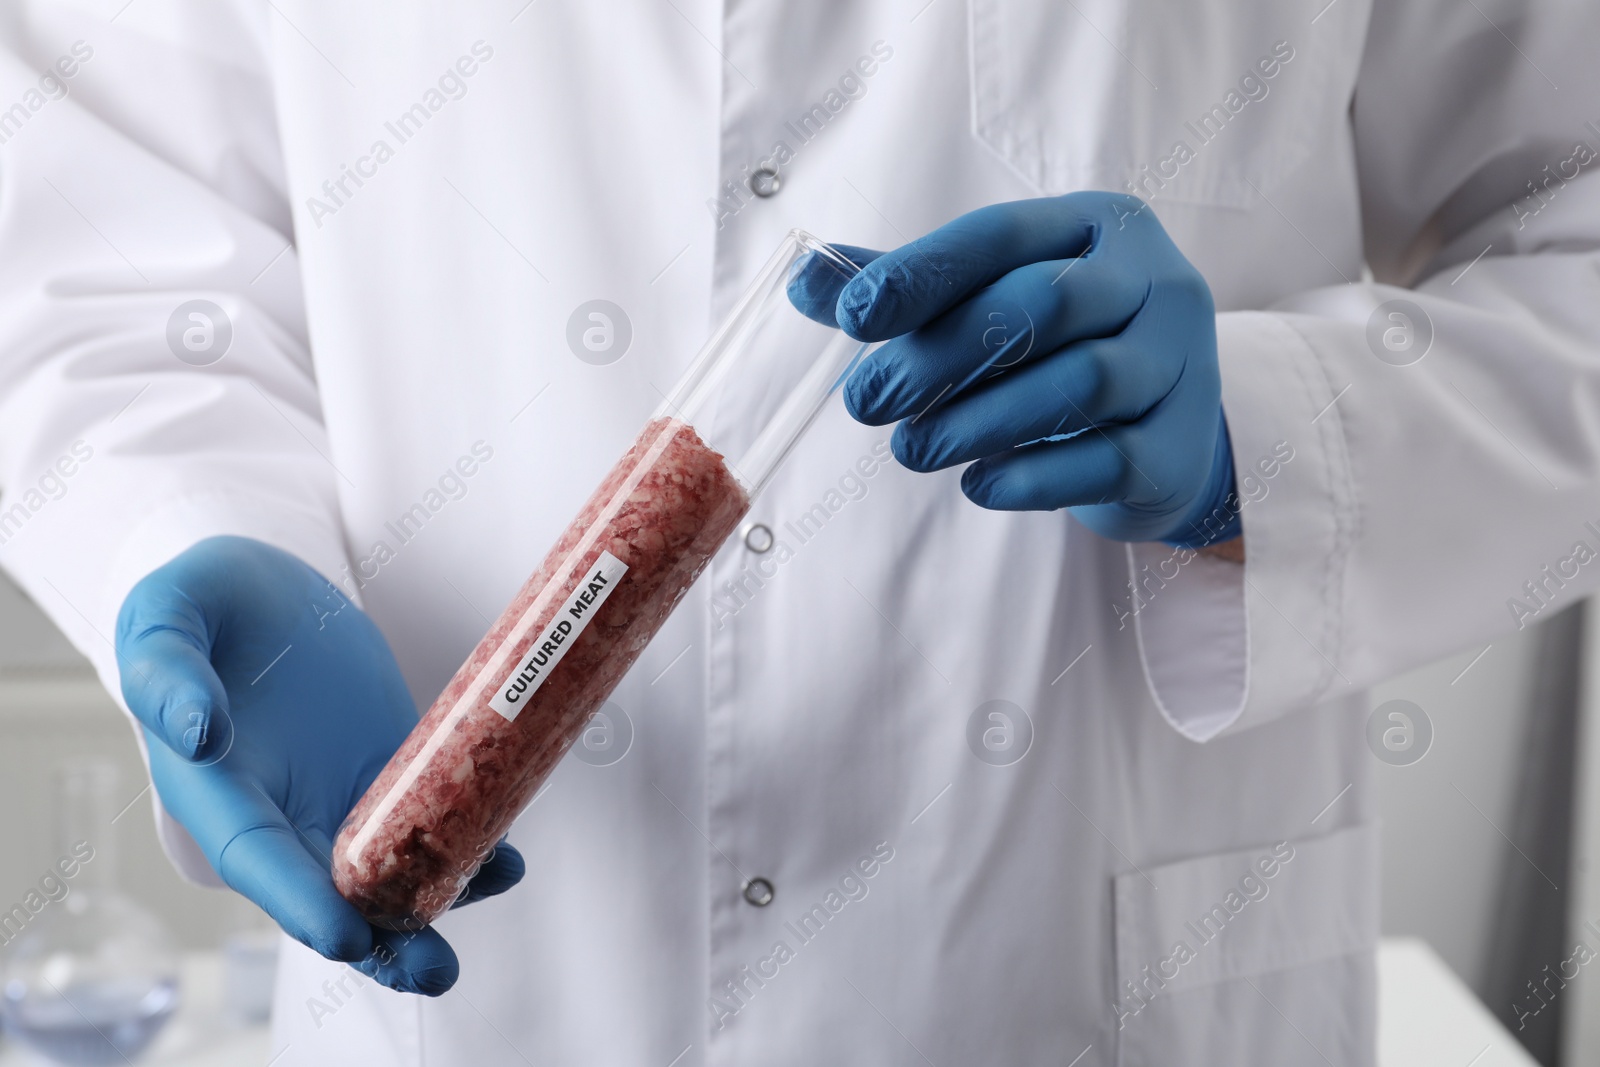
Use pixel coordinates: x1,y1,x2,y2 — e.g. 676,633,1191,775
333,417,750,928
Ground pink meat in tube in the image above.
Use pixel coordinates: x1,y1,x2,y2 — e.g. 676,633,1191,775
333,232,871,929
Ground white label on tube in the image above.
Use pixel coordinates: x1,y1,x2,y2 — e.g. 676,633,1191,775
488,551,629,722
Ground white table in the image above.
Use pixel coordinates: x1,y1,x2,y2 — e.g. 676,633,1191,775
0,939,1538,1065
1378,938,1538,1067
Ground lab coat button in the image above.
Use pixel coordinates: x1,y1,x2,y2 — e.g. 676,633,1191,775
743,523,775,553
743,877,775,906
749,166,780,198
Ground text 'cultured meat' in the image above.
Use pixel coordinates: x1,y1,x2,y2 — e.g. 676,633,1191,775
333,417,750,928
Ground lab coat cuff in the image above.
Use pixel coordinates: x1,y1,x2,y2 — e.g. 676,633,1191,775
1131,311,1351,741
95,491,353,888
100,489,355,629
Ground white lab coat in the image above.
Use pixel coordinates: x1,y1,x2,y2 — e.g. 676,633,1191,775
1,1,1598,1064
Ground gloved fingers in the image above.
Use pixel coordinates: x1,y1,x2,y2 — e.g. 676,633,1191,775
152,754,364,959
356,925,460,997
889,338,1150,472
836,195,1136,340
787,243,884,326
452,840,526,908
959,424,1168,514
211,816,377,966
843,258,1147,426
116,582,229,761
214,812,461,994
150,741,463,995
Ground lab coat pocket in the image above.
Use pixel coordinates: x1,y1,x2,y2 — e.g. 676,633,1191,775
1112,823,1379,1067
968,0,1356,208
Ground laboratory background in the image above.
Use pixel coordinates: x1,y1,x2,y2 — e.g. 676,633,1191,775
0,580,1595,1065
0,0,1597,1064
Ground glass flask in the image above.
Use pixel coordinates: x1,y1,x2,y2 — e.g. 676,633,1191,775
1,759,181,1065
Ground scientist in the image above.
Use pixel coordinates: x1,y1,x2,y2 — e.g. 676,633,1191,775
1,2,1598,1065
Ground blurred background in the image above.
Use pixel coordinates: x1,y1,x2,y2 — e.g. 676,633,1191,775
0,573,276,1066
0,570,1595,1065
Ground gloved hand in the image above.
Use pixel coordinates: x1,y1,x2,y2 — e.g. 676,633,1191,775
114,536,524,995
790,193,1239,547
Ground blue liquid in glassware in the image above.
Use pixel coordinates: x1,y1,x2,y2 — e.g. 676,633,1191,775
2,978,178,1065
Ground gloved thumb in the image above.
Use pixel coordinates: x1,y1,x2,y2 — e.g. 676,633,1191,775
788,243,883,328
116,578,230,761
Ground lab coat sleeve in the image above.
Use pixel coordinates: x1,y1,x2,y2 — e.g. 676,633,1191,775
0,18,349,883
1132,0,1600,741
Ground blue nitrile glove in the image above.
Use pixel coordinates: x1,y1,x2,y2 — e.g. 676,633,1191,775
114,536,525,995
790,193,1239,547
